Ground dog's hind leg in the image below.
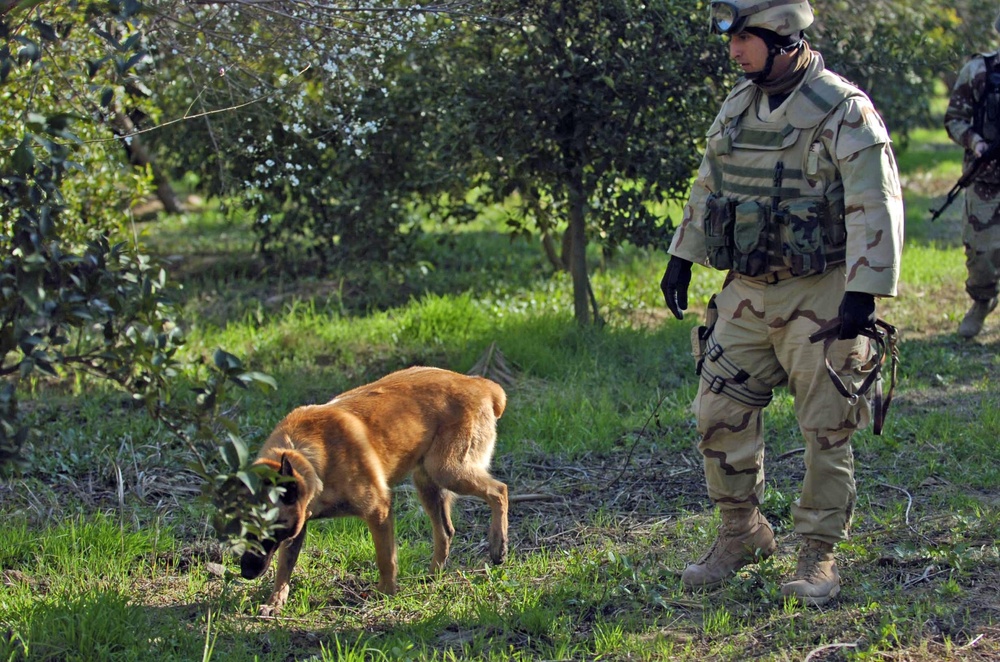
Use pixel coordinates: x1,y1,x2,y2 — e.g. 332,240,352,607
413,465,455,572
426,462,509,567
262,523,308,617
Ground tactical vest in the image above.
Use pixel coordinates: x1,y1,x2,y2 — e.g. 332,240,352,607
703,72,859,278
973,52,1000,145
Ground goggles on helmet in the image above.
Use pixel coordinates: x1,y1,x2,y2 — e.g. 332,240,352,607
710,0,806,36
709,1,747,35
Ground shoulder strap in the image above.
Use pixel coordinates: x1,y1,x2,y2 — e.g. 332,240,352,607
986,53,998,71
785,69,863,129
975,53,999,105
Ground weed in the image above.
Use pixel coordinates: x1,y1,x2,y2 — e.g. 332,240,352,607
1,126,998,661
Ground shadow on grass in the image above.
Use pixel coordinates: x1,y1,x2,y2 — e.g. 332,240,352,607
160,228,559,325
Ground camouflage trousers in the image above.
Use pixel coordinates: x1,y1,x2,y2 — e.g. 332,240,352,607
963,187,1000,301
690,266,876,544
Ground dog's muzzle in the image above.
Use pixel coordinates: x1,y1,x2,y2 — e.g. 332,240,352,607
239,537,279,579
240,551,269,579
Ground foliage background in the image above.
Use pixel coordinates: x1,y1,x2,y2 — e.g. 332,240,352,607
1,1,999,660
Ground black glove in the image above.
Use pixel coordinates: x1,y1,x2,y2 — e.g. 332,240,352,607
838,291,876,340
660,256,692,320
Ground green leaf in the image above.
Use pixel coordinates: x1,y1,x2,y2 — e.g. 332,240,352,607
213,348,242,372
121,32,142,52
30,19,57,41
219,443,240,472
100,86,114,108
122,50,146,73
236,470,260,492
238,371,278,390
11,136,34,174
219,434,250,471
14,37,39,64
92,27,120,50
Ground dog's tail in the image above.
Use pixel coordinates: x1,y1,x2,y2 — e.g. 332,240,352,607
484,378,507,420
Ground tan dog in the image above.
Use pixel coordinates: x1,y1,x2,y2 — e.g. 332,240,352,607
239,366,509,615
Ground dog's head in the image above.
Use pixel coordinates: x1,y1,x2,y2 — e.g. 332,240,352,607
239,453,311,580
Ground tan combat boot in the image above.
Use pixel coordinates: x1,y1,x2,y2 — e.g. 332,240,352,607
681,507,777,590
781,538,841,607
958,296,998,339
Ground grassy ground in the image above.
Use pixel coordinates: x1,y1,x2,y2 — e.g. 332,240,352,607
1,126,998,661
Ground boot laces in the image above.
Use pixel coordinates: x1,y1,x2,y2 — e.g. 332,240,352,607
696,515,752,564
696,537,723,565
796,542,830,581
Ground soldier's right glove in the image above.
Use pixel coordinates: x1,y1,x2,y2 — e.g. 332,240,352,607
660,255,692,320
838,291,876,340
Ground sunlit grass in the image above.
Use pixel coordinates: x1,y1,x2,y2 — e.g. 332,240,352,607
2,118,999,661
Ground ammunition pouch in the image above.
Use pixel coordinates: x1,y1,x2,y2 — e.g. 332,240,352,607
733,201,769,276
705,193,734,271
704,193,846,278
777,197,846,276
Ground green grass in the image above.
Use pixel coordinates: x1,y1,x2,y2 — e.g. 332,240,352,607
1,124,998,660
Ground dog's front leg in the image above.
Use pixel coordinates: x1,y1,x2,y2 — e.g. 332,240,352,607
260,524,308,617
364,501,397,595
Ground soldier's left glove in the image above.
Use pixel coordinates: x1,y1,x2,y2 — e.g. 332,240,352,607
838,291,876,340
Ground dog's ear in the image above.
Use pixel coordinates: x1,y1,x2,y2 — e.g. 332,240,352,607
279,454,299,505
280,453,294,477
280,481,299,505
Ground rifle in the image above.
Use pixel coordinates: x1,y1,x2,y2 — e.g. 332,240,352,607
930,140,1000,221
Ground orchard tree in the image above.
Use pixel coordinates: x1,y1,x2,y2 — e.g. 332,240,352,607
810,0,960,139
356,0,732,325
137,1,966,327
140,0,502,261
0,0,181,471
0,0,272,552
0,0,494,547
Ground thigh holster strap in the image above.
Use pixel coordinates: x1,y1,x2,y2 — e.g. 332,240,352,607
700,335,774,408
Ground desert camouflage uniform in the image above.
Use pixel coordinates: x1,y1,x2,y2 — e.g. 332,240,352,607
668,51,904,544
944,51,1000,303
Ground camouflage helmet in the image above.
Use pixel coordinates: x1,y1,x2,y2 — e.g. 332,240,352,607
710,0,814,37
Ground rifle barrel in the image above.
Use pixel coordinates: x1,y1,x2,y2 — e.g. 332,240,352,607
929,141,1000,222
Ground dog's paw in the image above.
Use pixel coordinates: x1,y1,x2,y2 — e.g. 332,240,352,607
376,579,398,595
258,599,286,617
490,538,508,566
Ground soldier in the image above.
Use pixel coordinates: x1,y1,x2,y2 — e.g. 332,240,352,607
660,0,903,606
943,10,1000,339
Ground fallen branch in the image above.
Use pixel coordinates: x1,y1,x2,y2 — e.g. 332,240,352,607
877,481,914,525
777,447,805,460
804,642,858,661
510,492,561,503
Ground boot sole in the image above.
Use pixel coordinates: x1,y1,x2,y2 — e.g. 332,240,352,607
782,583,840,607
959,298,999,338
681,547,776,591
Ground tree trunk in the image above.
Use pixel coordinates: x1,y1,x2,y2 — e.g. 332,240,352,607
567,165,592,325
110,111,183,214
541,232,566,271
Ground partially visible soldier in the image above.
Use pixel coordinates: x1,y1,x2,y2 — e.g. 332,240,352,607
660,0,903,606
944,10,1000,339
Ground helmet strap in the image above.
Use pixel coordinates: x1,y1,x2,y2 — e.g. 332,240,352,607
742,27,804,84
